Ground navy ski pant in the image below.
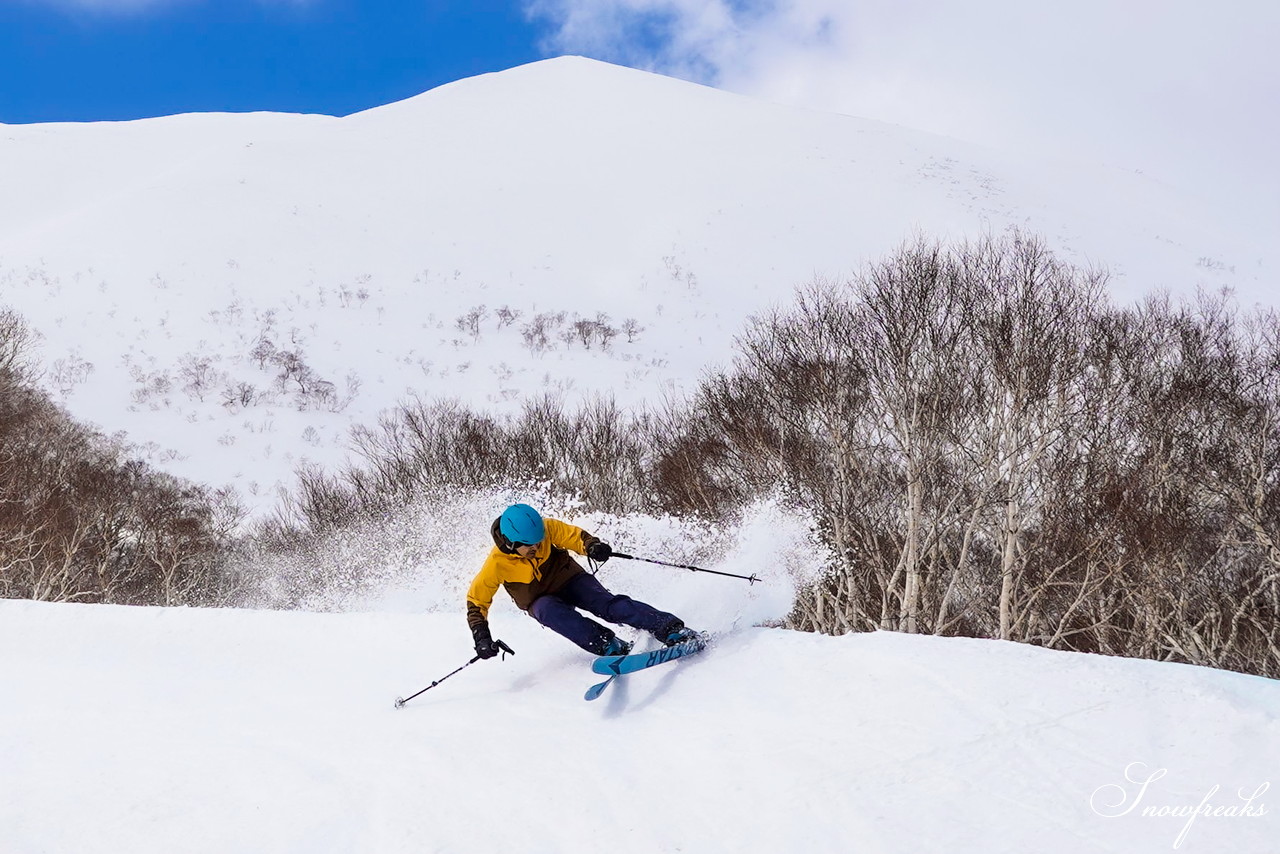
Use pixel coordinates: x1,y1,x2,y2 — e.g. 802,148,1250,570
528,572,677,653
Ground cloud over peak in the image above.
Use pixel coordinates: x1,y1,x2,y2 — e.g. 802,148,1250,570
526,0,1280,223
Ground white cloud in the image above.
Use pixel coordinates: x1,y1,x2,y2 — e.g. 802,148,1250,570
527,0,1280,221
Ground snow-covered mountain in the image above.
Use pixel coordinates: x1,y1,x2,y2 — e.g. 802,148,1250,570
0,56,1270,515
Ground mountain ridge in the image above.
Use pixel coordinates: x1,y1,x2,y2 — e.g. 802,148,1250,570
0,57,1268,514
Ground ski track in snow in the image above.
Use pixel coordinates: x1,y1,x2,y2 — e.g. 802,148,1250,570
3,600,1277,853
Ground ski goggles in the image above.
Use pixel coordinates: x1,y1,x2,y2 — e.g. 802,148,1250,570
498,530,543,552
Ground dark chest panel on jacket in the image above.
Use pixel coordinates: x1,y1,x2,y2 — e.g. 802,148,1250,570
502,547,584,611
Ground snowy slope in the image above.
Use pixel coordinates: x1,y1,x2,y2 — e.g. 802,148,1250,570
0,57,1271,515
2,597,1276,854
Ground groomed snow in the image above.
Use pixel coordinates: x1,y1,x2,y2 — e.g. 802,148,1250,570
2,595,1276,853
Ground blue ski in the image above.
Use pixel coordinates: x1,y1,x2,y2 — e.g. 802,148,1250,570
583,675,617,701
583,638,707,701
592,638,707,675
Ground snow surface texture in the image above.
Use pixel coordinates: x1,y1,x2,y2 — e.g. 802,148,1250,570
0,57,1271,516
2,493,1274,853
2,596,1277,853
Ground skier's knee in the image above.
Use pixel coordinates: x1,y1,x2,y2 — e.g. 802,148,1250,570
602,594,633,621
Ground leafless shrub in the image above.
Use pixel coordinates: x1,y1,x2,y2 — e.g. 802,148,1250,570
0,309,37,381
271,391,652,538
337,372,362,412
49,353,94,397
250,337,277,370
622,318,643,343
520,312,566,357
221,381,260,411
455,305,488,343
271,347,337,411
179,353,222,402
129,367,174,409
572,317,596,348
569,313,619,351
595,314,619,350
496,305,523,330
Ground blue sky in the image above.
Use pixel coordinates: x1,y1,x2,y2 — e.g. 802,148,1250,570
1,0,550,122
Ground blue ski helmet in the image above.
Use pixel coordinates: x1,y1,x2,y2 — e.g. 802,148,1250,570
499,503,545,546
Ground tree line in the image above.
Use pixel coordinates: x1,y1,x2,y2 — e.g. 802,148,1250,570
272,233,1279,678
7,233,1277,679
660,234,1279,678
0,310,243,605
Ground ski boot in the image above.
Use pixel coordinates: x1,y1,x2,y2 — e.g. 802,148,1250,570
600,635,633,657
656,619,705,648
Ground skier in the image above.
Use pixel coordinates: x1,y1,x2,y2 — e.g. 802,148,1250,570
467,503,699,659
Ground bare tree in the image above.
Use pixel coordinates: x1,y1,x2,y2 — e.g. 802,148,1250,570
455,305,488,343
2,323,239,606
179,353,220,402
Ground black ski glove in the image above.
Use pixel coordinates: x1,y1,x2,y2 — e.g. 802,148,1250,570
472,621,500,660
587,541,613,563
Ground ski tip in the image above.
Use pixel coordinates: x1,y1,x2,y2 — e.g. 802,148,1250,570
584,678,611,701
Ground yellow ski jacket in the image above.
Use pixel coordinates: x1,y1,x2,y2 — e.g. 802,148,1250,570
465,517,602,629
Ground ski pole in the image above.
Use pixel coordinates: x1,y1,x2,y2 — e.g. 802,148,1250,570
611,552,760,585
394,640,514,709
